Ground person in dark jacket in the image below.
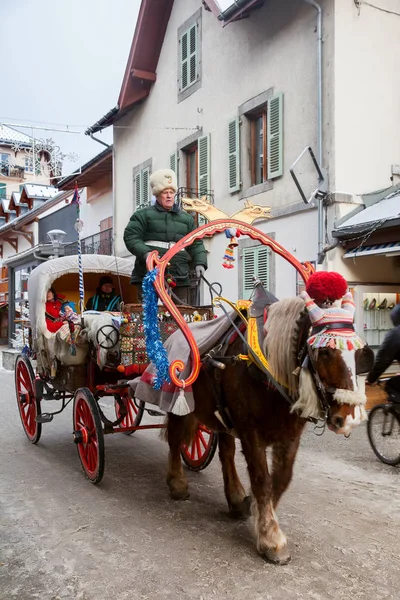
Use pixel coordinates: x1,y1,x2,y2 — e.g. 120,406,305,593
123,168,207,304
367,303,400,405
85,276,122,312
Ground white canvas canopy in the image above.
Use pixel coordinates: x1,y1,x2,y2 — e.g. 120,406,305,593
28,254,135,340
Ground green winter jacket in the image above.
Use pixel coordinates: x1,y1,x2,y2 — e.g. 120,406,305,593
123,202,208,286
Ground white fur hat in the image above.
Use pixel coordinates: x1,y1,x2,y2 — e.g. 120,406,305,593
150,169,177,196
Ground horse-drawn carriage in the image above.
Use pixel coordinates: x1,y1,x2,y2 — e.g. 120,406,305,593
14,218,374,564
15,254,218,484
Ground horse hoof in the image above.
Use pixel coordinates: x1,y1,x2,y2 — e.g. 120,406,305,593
167,478,190,500
229,496,252,520
262,546,291,565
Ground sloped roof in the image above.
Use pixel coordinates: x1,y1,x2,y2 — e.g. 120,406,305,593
0,124,32,146
57,146,112,190
20,184,58,201
334,188,400,238
86,0,265,134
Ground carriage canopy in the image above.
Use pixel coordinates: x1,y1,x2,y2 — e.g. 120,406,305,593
28,254,135,339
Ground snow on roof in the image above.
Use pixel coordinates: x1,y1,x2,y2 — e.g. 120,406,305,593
0,124,32,145
336,191,400,230
23,184,58,199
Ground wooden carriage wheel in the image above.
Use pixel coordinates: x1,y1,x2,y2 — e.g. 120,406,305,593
73,388,105,484
181,423,218,471
114,394,144,435
15,354,42,444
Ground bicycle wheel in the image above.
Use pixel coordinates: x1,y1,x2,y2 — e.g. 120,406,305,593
367,404,400,466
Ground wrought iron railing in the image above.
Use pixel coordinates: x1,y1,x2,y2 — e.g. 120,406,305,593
64,228,113,256
0,161,25,179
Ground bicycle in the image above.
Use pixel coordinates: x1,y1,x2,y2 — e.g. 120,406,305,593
367,377,400,466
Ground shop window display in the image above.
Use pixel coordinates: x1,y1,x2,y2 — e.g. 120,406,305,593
362,292,398,348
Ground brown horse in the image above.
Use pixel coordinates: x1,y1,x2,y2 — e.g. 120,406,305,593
165,295,373,564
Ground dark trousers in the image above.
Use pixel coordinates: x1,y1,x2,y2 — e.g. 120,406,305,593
386,376,400,404
134,284,190,306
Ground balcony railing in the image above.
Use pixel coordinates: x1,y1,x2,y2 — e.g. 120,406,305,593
0,162,25,179
64,228,113,256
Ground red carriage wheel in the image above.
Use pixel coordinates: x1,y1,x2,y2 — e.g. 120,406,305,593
73,388,105,484
15,354,42,444
114,395,144,435
181,423,218,471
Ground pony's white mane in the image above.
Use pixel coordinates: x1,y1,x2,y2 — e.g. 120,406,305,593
263,296,322,419
263,297,305,398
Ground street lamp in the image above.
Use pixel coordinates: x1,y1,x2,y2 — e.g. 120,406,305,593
47,229,67,258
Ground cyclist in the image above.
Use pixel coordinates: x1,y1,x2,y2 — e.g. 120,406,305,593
367,303,400,411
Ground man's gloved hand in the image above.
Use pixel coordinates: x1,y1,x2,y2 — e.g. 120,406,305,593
195,265,205,279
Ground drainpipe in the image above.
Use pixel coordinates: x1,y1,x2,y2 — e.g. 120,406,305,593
88,132,110,149
303,0,324,263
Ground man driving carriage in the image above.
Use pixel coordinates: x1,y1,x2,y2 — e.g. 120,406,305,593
123,168,208,305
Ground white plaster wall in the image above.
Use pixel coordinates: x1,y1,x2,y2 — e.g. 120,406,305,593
326,246,400,285
79,189,113,238
114,0,334,281
334,0,400,193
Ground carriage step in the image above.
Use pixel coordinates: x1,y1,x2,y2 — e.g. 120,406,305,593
36,413,54,423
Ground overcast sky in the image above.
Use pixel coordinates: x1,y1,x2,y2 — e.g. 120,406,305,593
0,0,141,176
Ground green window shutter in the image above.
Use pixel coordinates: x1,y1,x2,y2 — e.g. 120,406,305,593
180,31,189,91
134,172,141,210
180,25,197,92
228,117,241,193
267,93,283,179
242,245,270,299
189,24,197,86
198,134,210,196
169,151,179,185
141,167,150,207
0,183,6,199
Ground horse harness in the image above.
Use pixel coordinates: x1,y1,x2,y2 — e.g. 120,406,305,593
201,304,357,433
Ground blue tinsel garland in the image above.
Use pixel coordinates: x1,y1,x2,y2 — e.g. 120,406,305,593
142,268,171,389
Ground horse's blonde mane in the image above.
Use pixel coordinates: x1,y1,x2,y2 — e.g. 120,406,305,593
263,297,306,398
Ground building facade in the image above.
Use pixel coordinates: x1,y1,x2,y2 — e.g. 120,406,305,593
86,0,400,305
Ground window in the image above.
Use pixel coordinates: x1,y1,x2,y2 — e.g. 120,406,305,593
0,153,10,176
181,134,210,197
242,245,270,300
0,183,6,199
178,9,202,102
132,161,151,210
246,93,283,187
24,156,34,173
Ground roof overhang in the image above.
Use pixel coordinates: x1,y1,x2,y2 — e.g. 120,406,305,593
343,241,400,259
57,147,112,190
333,186,400,240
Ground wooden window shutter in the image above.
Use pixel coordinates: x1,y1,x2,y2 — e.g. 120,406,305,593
180,31,189,91
228,117,241,193
134,172,141,210
189,24,197,86
198,134,210,196
242,245,270,299
169,151,179,184
267,93,283,179
141,167,150,207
